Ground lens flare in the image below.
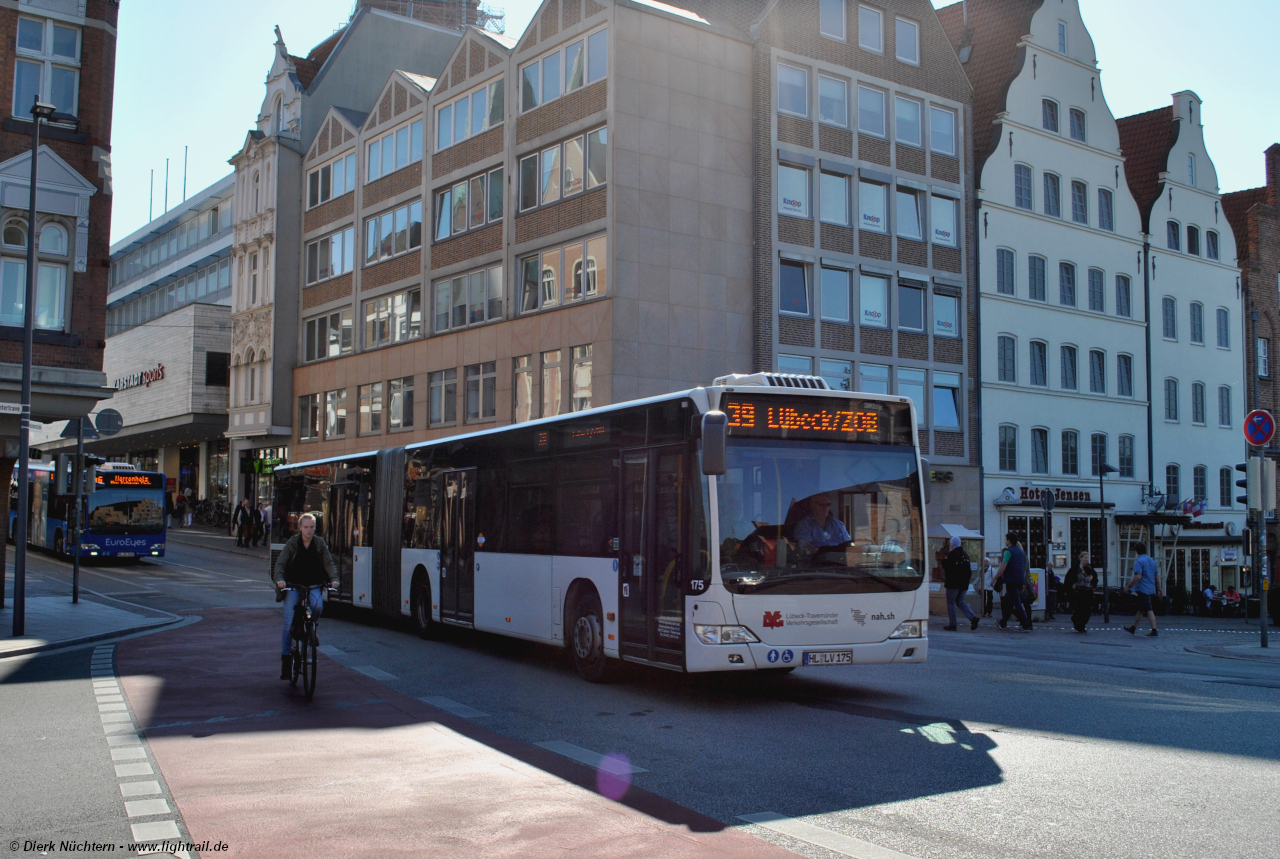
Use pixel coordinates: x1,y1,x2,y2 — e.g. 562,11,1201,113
596,753,632,800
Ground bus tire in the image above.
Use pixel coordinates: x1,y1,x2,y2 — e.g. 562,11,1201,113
570,590,613,683
410,573,434,640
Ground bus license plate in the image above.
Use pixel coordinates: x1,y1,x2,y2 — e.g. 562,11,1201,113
803,650,852,666
117,552,135,558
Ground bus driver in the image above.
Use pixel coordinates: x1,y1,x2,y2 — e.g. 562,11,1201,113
794,493,851,553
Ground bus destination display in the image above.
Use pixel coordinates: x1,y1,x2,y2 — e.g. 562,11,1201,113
722,395,910,444
95,472,164,489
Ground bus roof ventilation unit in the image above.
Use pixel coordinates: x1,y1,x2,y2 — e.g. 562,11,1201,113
712,373,831,390
98,462,138,471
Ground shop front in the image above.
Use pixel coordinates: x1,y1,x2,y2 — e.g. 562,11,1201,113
240,446,287,507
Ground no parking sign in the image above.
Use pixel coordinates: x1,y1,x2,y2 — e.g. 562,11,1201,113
1244,410,1275,447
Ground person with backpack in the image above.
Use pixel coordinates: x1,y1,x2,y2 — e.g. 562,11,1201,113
940,535,979,631
993,531,1032,631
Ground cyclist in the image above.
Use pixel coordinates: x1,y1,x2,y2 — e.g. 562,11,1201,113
271,512,339,680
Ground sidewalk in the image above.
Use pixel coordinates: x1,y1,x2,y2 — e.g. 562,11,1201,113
0,580,181,658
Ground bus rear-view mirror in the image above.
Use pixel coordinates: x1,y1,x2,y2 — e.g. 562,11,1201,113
702,411,727,476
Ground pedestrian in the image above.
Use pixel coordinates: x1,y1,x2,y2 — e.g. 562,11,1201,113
1124,541,1161,637
1067,551,1096,632
262,501,273,545
1044,570,1059,620
164,491,175,530
939,536,979,631
174,491,187,529
233,498,251,547
993,532,1032,631
251,502,265,548
982,556,996,617
184,494,195,528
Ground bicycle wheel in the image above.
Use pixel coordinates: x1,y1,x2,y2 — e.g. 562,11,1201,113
290,641,301,687
302,623,318,700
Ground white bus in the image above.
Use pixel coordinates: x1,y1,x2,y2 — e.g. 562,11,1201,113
271,374,929,681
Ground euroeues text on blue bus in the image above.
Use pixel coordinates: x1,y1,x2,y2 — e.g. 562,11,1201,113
270,374,929,681
10,462,167,558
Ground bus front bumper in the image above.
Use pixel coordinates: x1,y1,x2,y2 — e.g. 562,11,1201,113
685,637,927,672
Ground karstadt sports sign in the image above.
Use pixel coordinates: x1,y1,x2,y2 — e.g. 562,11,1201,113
114,363,165,391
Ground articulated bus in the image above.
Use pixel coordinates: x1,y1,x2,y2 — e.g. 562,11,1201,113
10,462,167,558
271,374,929,681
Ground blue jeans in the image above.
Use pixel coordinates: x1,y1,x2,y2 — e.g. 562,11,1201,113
946,588,977,626
282,586,324,655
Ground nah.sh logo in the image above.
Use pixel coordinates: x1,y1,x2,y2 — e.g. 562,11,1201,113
762,611,784,629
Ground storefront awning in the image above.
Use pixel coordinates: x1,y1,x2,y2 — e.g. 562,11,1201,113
39,413,228,456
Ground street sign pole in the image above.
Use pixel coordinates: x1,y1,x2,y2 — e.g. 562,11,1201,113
1243,409,1274,648
1041,490,1054,622
71,418,83,604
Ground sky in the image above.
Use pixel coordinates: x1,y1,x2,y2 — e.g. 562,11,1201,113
109,0,1280,243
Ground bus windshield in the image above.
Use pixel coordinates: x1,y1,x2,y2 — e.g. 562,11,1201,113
716,439,923,595
86,489,165,534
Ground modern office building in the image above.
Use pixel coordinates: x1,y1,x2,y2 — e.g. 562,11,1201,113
35,176,236,504
0,0,117,514
289,0,980,531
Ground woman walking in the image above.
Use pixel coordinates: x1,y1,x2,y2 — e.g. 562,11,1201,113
1067,551,1096,632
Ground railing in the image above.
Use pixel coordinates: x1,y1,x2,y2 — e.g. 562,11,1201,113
357,0,505,32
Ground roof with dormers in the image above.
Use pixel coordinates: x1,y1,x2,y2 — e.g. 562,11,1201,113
937,0,1042,169
1116,106,1177,231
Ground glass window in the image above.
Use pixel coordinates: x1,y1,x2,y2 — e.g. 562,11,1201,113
859,362,889,394
429,369,457,426
819,172,849,225
934,293,958,338
859,274,888,327
819,359,852,392
997,335,1016,382
933,372,961,428
1190,302,1204,344
818,75,848,127
521,62,539,112
519,153,539,211
779,260,809,316
820,0,846,39
489,79,505,127
1188,153,1197,186
587,127,608,188
1088,268,1104,312
325,389,347,439
513,356,535,423
1119,436,1135,478
998,426,1017,472
895,97,921,146
389,376,414,430
1216,308,1230,348
1259,338,1270,377
858,6,883,52
587,28,608,83
1220,467,1233,507
1044,173,1061,218
895,17,919,64
1165,378,1179,420
1117,354,1133,397
1061,345,1077,390
1031,429,1049,474
298,394,321,441
1015,164,1032,210
1207,231,1219,261
1042,100,1059,133
896,188,921,240
1219,386,1232,427
488,167,504,221
541,144,561,204
1091,434,1107,477
1098,188,1114,231
1059,262,1075,306
1116,275,1131,318
469,175,487,229
1069,108,1086,142
564,39,584,92
436,104,452,151
931,195,957,247
571,345,593,412
563,136,585,197
1029,341,1047,386
1058,20,1068,53
464,361,497,422
1187,226,1200,256
778,164,810,218
1167,221,1181,251
778,63,808,117
778,354,812,375
1162,296,1177,339
434,189,451,241
542,51,562,104
1166,464,1180,500
859,180,887,232
820,267,850,322
898,367,926,426
1062,431,1079,476
1071,181,1088,224
997,249,1015,296
1192,382,1206,424
929,106,956,156
358,382,383,435
1089,350,1105,394
857,86,886,136
898,283,924,331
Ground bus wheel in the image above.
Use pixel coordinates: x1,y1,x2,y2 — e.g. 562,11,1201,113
410,576,434,640
571,591,612,683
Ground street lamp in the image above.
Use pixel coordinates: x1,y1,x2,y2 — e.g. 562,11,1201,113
1098,462,1118,623
11,96,56,637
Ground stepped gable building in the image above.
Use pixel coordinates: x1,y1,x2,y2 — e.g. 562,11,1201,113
940,0,1148,584
226,1,465,506
0,0,117,513
1115,94,1245,596
1223,144,1280,606
290,0,979,532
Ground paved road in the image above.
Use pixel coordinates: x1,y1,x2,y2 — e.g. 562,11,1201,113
4,538,1278,858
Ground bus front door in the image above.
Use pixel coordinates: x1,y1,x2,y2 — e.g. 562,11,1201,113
439,469,476,625
328,483,359,600
619,447,686,667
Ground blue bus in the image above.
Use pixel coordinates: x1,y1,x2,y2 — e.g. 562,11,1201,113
11,462,167,558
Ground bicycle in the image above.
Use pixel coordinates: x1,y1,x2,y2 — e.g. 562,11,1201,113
287,585,329,700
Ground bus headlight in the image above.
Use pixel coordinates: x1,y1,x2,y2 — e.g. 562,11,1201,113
694,624,760,645
888,621,923,639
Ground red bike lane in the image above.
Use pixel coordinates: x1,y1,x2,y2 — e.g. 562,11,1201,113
116,609,795,858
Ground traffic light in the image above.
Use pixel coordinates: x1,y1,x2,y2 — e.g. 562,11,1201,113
85,464,98,495
54,454,73,495
1236,459,1277,511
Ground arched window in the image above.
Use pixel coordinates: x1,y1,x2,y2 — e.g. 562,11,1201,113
1193,466,1207,503
1167,220,1181,251
1220,467,1233,507
246,350,256,403
1186,225,1200,256
2,219,27,249
1090,433,1108,476
39,223,66,255
1191,381,1205,424
272,94,283,135
1031,427,1049,474
1061,430,1079,475
1029,340,1047,386
1165,464,1181,500
1164,378,1179,421
998,425,1017,472
1189,302,1204,344
1041,99,1059,133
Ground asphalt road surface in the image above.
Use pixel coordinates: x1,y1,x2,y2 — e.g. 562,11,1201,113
4,536,1277,859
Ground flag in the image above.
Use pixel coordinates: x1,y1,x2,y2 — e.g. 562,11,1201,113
1193,499,1205,518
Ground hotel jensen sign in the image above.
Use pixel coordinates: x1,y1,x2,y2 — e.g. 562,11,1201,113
114,363,165,392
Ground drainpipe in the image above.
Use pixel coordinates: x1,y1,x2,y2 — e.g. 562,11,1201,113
1143,237,1154,501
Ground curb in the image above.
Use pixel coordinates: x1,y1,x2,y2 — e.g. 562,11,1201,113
0,587,186,660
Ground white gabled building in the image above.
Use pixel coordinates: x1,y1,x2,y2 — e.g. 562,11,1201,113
1117,92,1246,598
941,0,1147,584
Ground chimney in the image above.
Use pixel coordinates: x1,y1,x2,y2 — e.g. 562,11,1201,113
1267,143,1280,206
